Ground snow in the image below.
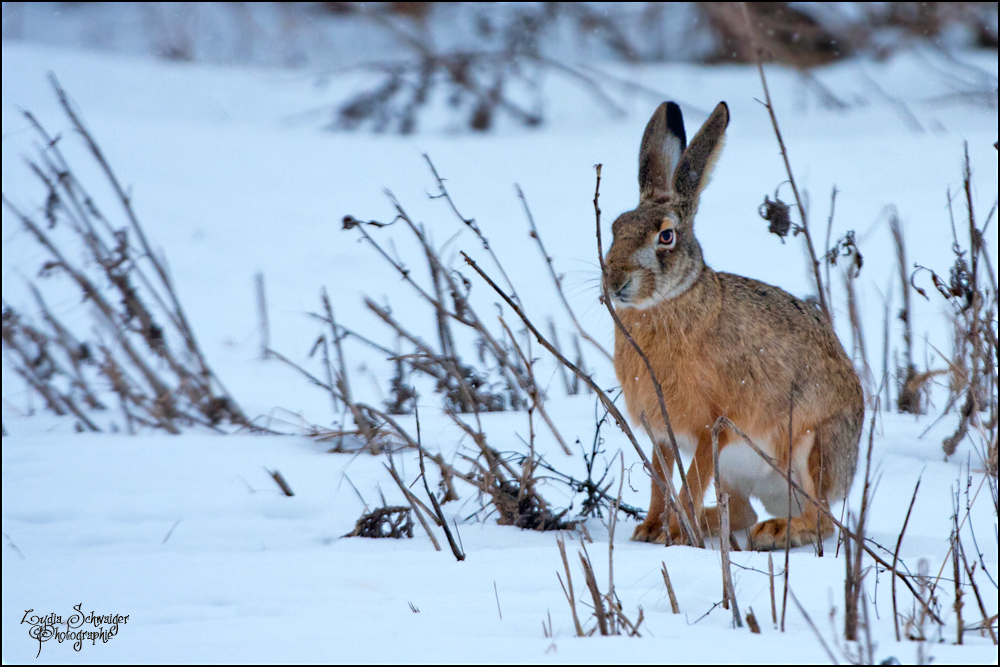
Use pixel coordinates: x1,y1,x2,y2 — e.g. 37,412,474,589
3,38,998,664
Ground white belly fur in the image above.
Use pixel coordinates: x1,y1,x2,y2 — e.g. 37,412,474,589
718,436,814,518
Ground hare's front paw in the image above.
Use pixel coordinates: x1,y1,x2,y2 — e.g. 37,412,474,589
748,518,823,551
632,519,664,543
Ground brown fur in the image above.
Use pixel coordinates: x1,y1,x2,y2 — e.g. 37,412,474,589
605,102,864,550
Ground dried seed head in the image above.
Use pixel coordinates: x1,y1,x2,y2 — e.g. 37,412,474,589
759,195,792,242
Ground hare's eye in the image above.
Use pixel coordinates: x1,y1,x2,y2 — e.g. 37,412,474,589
658,229,676,248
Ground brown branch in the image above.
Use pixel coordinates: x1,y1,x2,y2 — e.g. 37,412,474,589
417,416,464,561
497,316,572,455
893,477,921,642
741,4,831,322
518,184,613,363
384,461,442,551
556,536,585,637
661,562,680,614
712,422,742,627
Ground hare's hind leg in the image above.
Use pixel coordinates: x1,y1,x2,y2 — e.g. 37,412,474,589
748,426,835,551
632,441,675,542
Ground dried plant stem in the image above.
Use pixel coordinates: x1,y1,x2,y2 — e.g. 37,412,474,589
384,462,442,551
556,536,585,637
780,386,794,633
268,469,294,497
608,452,626,602
846,409,878,642
823,186,838,325
255,272,270,360
419,450,464,561
518,184,612,363
952,502,965,645
579,542,609,635
790,589,840,665
741,3,830,322
768,553,777,626
661,562,680,614
893,477,921,642
958,534,998,644
497,317,572,455
640,413,699,547
711,421,741,626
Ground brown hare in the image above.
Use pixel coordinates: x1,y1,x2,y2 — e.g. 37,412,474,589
603,101,864,550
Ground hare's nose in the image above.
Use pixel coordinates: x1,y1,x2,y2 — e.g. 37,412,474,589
613,277,633,300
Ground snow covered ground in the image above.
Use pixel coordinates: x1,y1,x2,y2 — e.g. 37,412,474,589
2,38,998,664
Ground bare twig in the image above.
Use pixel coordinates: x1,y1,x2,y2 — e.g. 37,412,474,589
661,562,680,614
711,420,742,627
768,553,777,626
267,469,295,497
519,184,612,363
557,536,585,637
417,411,465,561
255,272,270,360
893,477,921,642
781,386,794,632
790,589,840,665
742,3,830,322
384,461,442,551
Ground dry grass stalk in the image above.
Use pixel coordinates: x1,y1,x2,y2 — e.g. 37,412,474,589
255,272,270,361
661,562,680,614
892,478,922,642
2,77,253,435
417,421,465,561
844,265,875,401
711,420,742,627
845,409,877,643
958,530,998,644
384,460,442,552
768,553,777,626
741,2,831,323
345,505,414,539
268,469,295,497
781,387,794,632
519,184,612,364
990,433,998,478
745,608,761,634
556,536,585,637
889,211,923,414
951,495,965,646
576,539,644,637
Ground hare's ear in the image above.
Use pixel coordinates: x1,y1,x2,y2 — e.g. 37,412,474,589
673,102,729,207
638,101,686,203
